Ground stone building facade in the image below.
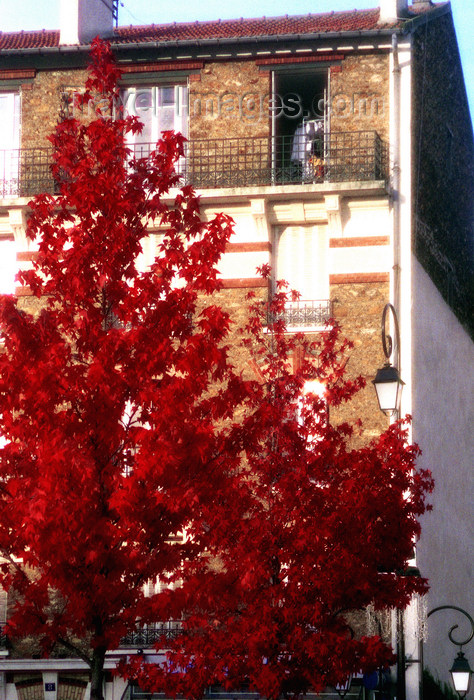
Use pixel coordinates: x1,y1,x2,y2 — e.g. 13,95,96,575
0,0,472,699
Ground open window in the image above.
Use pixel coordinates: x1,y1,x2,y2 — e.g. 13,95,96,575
272,68,328,183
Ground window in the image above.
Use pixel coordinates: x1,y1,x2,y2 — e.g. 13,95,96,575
271,68,328,183
121,85,188,157
299,379,328,433
0,239,16,295
0,92,20,197
274,224,330,331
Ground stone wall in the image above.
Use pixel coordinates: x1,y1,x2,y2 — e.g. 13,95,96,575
211,281,389,441
16,276,388,440
330,53,390,142
207,285,267,381
189,61,270,141
20,69,88,150
17,294,44,317
16,53,392,190
188,53,390,141
330,280,390,440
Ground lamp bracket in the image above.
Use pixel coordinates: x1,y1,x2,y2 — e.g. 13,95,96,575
427,606,474,649
381,303,400,366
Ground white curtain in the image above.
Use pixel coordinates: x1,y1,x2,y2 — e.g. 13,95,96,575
275,225,328,301
0,92,20,197
122,85,188,152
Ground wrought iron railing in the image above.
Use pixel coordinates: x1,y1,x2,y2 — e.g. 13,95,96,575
139,131,387,188
0,626,7,648
120,622,182,647
0,131,386,198
0,148,56,198
127,684,262,700
269,300,332,329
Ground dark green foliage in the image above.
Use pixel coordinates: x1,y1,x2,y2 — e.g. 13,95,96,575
423,669,459,700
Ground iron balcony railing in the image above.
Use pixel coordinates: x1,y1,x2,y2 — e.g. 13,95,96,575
0,131,387,198
120,621,182,647
182,131,387,189
0,148,56,198
127,684,262,700
269,300,333,329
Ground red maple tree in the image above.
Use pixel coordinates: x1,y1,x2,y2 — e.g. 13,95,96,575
0,40,433,700
0,39,242,700
124,280,433,699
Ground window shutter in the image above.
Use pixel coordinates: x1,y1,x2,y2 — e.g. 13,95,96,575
0,92,21,196
276,225,328,300
0,93,20,150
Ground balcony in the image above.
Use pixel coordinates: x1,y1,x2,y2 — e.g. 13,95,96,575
0,131,387,198
120,622,182,648
0,148,55,198
269,300,333,331
182,130,387,189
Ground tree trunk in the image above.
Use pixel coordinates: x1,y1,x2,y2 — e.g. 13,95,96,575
90,646,107,700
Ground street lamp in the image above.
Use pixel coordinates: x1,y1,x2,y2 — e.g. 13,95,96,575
450,651,472,697
423,605,474,699
372,303,404,415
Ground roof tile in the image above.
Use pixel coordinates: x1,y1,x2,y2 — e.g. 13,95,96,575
0,29,59,50
0,4,446,52
113,9,386,44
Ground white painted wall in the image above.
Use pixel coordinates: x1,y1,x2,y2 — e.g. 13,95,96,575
0,240,15,294
60,0,114,45
204,199,392,281
393,38,413,424
379,0,408,23
343,200,390,238
412,258,474,691
329,245,391,276
218,250,269,280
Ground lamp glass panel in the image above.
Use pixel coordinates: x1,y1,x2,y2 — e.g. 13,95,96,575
374,380,400,412
452,670,470,693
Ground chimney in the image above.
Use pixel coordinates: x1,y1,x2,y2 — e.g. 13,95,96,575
60,0,114,45
379,0,409,22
